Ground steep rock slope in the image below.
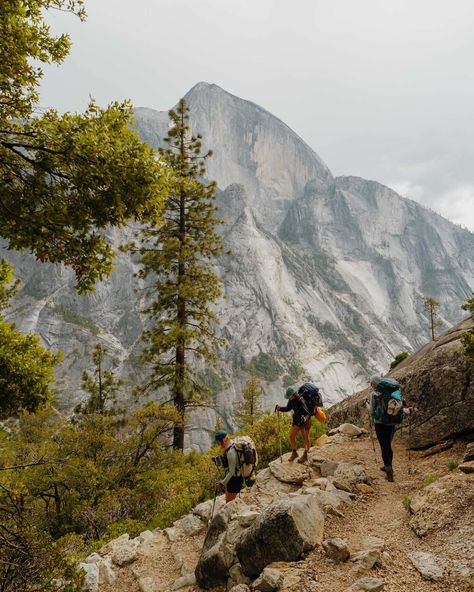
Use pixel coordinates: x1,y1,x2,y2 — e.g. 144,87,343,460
2,82,474,449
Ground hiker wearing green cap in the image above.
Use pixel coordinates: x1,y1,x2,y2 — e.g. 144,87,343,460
213,431,242,503
275,385,311,463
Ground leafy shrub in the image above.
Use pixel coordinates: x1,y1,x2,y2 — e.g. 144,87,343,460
402,495,411,512
390,351,410,369
422,474,438,487
447,459,459,471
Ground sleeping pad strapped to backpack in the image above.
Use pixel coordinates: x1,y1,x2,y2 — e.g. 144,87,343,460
373,377,403,424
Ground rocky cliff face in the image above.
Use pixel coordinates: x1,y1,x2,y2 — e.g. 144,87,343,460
2,82,474,449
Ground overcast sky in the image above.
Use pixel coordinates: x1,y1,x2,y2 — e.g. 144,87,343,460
41,0,474,230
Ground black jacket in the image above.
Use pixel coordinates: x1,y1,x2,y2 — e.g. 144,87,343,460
279,395,310,426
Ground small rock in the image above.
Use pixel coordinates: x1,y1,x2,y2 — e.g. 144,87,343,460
138,530,156,544
252,567,284,591
345,576,384,591
85,553,101,564
138,576,157,592
322,538,350,562
333,479,352,492
350,549,381,570
78,562,99,592
98,557,116,585
314,434,330,446
173,513,205,536
464,442,474,462
111,540,139,567
164,526,179,542
459,461,474,474
338,423,364,437
229,585,251,592
381,552,391,564
237,510,260,528
268,456,309,484
170,574,196,590
409,551,444,581
334,463,368,485
229,563,251,586
318,459,339,477
356,484,374,494
362,536,385,552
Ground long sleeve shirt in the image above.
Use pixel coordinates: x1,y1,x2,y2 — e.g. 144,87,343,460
220,443,239,486
278,395,310,426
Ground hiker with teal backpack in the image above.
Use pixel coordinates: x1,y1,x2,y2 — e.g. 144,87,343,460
366,376,415,482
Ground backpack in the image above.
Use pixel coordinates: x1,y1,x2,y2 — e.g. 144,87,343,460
299,383,323,416
373,378,403,424
231,436,258,478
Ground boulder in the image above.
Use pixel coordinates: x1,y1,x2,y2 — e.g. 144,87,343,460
311,458,339,477
350,549,381,570
78,562,99,592
236,493,324,577
251,567,283,591
333,463,368,485
237,510,260,528
344,577,384,591
195,500,249,588
254,467,297,495
268,456,309,484
409,551,444,581
170,574,196,590
98,557,116,586
173,513,205,536
111,538,139,567
464,442,474,462
362,536,385,552
322,538,350,562
228,563,251,587
313,434,330,446
459,461,474,474
338,423,365,437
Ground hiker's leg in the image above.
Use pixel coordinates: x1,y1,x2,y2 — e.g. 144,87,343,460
374,423,392,468
303,420,311,450
387,425,396,466
289,425,298,449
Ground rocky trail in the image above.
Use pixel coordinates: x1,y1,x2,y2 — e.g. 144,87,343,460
81,426,474,592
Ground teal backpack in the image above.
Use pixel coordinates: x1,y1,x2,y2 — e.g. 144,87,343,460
373,378,404,424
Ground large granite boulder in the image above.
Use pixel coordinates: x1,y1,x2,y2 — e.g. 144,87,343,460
328,317,474,449
236,493,324,577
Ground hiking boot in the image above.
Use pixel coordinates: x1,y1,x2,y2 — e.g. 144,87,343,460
297,450,308,464
385,466,394,482
289,450,299,462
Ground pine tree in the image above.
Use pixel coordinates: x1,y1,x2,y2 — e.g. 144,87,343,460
75,344,122,415
234,374,264,430
131,99,224,450
422,296,443,340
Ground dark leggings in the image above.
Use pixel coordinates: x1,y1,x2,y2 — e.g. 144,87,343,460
374,423,396,468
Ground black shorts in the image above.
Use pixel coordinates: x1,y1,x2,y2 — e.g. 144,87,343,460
226,476,244,493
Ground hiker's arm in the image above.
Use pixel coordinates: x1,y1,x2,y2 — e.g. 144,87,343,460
220,447,238,487
276,403,291,412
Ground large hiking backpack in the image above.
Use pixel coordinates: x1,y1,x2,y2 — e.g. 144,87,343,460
299,383,323,415
373,377,403,424
232,436,258,478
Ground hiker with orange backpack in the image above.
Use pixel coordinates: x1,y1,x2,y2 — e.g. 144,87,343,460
275,385,312,463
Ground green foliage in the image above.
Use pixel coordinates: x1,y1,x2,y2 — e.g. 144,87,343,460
75,344,122,415
461,330,474,362
422,474,438,487
127,99,224,449
234,374,264,430
447,459,459,471
390,351,410,369
0,262,62,418
246,352,282,382
461,293,474,315
282,359,308,387
54,304,100,335
421,296,443,340
0,1,168,292
402,495,412,512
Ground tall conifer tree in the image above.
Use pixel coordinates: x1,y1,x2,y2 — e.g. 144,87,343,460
133,99,223,450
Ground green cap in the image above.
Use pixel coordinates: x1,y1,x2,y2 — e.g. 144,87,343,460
214,430,227,443
285,385,297,399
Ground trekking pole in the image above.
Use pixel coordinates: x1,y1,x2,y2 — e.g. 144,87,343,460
277,410,283,463
209,488,217,523
367,409,378,466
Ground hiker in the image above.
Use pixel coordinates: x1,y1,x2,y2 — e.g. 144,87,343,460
275,385,311,463
213,430,257,503
366,375,414,482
